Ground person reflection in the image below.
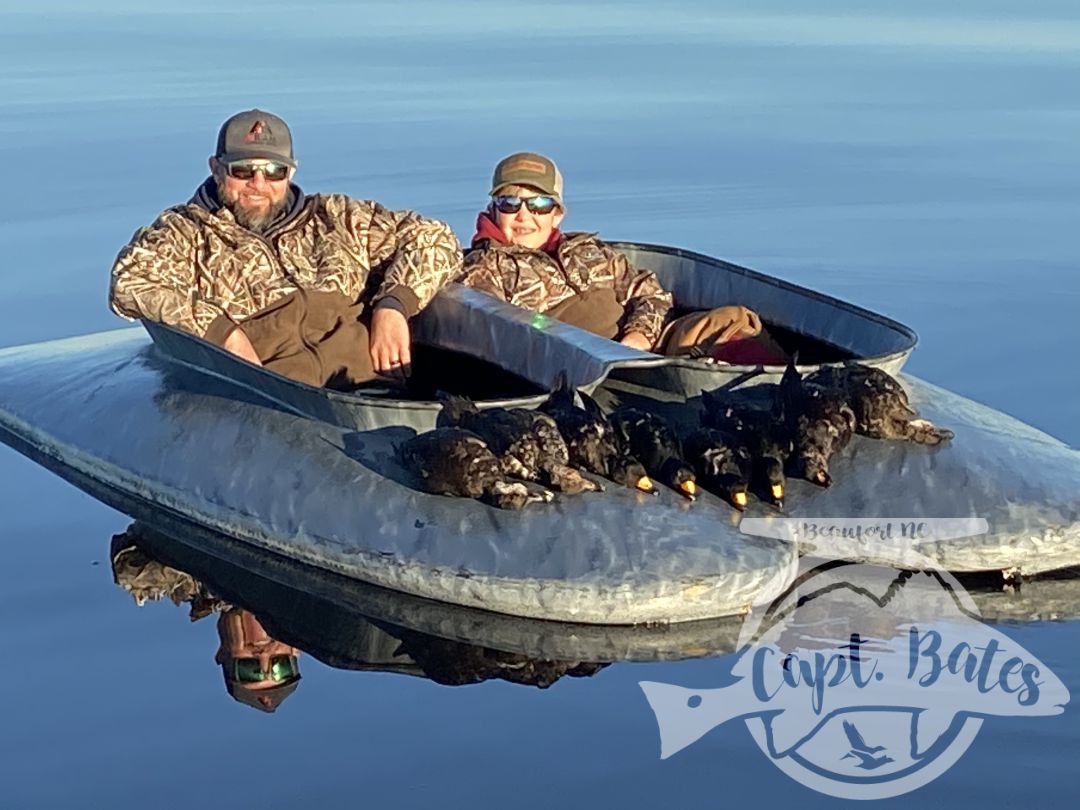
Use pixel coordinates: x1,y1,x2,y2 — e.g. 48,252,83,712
215,609,302,712
110,527,301,713
110,524,608,694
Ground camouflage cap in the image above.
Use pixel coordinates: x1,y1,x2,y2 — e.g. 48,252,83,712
490,152,564,204
215,109,297,168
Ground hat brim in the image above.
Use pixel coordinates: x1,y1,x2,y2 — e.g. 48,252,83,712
218,149,297,169
225,675,301,712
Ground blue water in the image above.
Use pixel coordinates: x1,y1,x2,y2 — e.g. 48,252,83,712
1,1,1078,806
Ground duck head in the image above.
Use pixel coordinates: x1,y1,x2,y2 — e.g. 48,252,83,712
758,455,786,509
659,458,698,500
609,456,657,494
789,451,831,488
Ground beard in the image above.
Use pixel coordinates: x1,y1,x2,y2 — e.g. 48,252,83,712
216,181,290,234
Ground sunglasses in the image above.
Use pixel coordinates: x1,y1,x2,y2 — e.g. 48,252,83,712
224,160,290,182
493,194,559,215
232,655,299,683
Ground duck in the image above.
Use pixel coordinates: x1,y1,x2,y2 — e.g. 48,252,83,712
438,394,600,495
539,371,655,493
609,407,697,500
399,427,554,509
701,388,791,508
607,454,658,495
806,364,954,445
682,427,751,510
780,359,856,487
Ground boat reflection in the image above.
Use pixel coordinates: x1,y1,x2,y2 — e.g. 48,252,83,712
109,522,1080,717
113,522,742,710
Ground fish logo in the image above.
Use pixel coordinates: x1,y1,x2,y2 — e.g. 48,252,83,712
640,561,1069,799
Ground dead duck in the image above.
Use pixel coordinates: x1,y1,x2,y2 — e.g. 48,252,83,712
539,372,655,493
438,394,599,495
701,389,791,509
806,364,955,445
399,428,554,509
609,407,697,500
780,360,856,487
607,454,658,494
682,427,751,510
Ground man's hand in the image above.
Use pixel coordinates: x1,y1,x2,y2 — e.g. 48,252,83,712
619,331,653,352
370,306,412,379
222,326,262,366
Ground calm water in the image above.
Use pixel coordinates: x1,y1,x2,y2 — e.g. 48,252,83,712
1,1,1078,806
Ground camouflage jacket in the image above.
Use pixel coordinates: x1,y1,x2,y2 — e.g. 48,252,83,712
460,226,673,344
110,179,462,342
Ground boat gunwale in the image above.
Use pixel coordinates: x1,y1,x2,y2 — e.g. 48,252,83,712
610,240,920,349
143,241,920,417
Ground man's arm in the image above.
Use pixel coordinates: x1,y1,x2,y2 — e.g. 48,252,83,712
110,213,260,363
360,204,463,377
111,215,226,338
366,204,464,316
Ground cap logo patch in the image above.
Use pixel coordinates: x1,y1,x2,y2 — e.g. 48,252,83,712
506,159,547,174
245,121,271,144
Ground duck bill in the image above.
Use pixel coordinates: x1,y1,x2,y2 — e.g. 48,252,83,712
677,480,698,500
770,483,785,509
635,475,657,494
732,490,749,511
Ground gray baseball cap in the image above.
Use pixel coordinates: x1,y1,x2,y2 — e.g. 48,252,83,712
215,109,297,168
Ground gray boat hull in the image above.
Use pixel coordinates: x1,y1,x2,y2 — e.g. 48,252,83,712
0,328,795,624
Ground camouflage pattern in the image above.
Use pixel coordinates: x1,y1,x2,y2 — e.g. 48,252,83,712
110,185,462,338
460,232,673,344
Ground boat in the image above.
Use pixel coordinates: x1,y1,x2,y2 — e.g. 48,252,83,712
1,243,1078,624
142,241,920,431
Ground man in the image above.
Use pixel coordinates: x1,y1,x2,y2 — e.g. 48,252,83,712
459,152,783,362
110,109,462,385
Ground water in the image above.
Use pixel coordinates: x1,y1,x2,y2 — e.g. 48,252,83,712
1,0,1077,805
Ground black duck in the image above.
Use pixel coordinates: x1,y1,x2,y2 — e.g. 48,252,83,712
399,427,554,510
609,407,697,499
539,372,654,492
682,427,751,510
438,394,599,495
780,360,856,487
701,388,791,508
806,364,954,445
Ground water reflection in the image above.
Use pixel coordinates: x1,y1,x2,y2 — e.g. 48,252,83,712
109,518,1080,725
112,531,303,712
109,523,619,705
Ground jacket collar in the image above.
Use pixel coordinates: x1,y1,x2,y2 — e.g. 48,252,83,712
470,211,564,254
189,177,307,237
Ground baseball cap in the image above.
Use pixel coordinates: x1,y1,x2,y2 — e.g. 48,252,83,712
215,109,297,168
223,673,301,713
490,152,564,204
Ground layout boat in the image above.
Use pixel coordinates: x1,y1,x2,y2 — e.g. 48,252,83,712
143,242,920,431
1,243,1078,624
